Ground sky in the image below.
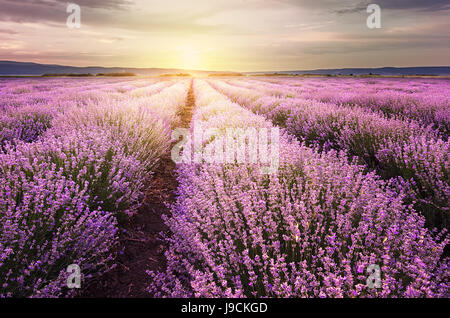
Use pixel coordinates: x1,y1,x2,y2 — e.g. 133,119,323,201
0,0,449,72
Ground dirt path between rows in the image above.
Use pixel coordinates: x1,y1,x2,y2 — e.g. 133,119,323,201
82,79,195,297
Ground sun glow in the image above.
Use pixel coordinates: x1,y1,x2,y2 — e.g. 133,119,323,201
178,46,202,70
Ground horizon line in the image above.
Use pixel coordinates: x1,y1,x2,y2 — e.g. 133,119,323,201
2,60,450,74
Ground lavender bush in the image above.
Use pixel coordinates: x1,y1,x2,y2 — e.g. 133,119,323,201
0,130,122,297
148,80,449,298
1,79,188,297
237,77,450,135
1,77,448,298
211,80,449,229
0,107,53,147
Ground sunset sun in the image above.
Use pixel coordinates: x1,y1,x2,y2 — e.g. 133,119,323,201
178,46,202,70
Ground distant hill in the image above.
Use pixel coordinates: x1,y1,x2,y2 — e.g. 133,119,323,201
0,61,219,76
2,61,450,77
248,66,450,76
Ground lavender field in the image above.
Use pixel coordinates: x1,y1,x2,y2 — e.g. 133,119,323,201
0,76,449,298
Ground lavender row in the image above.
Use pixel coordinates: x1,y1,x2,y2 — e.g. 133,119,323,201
0,78,169,112
210,80,449,230
243,77,450,136
0,80,176,147
148,79,448,298
0,80,188,297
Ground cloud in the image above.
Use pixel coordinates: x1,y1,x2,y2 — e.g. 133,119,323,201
2,0,132,10
275,0,450,13
0,0,132,24
0,28,17,34
98,36,123,43
372,0,450,11
333,0,450,14
0,0,240,35
0,0,448,70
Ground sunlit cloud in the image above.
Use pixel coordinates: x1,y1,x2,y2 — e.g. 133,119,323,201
0,0,448,71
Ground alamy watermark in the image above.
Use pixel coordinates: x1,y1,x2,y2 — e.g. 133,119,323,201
171,124,280,174
366,264,382,289
66,264,81,289
66,3,81,29
367,4,381,29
